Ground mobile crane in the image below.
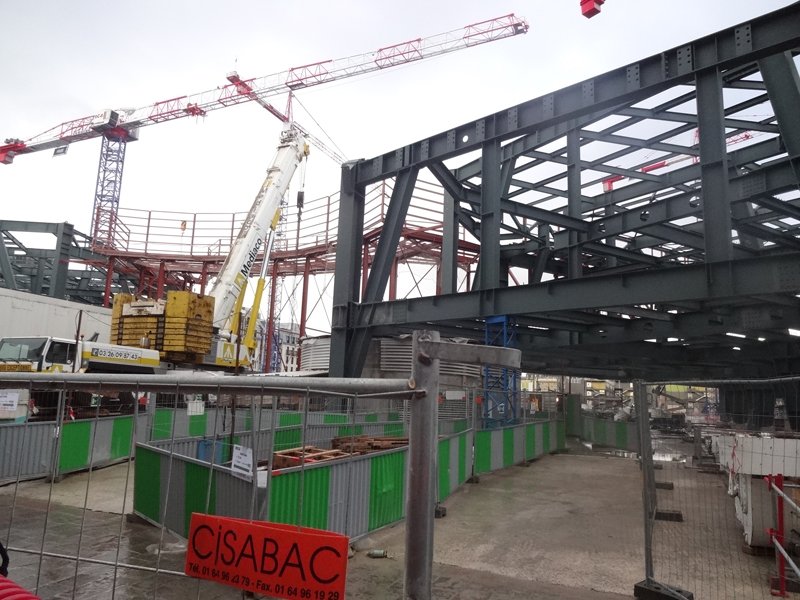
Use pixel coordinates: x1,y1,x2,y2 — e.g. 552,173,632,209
1,15,530,373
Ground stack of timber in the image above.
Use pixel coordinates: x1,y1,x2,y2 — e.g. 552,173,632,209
271,446,351,468
111,291,214,359
330,435,409,455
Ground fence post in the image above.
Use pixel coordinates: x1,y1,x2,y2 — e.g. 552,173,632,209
633,380,694,600
405,330,440,600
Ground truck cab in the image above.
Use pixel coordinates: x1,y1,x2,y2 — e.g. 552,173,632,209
0,336,162,421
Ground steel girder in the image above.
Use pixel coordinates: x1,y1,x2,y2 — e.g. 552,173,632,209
330,3,800,380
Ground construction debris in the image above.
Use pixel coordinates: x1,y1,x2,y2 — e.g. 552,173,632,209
331,435,409,455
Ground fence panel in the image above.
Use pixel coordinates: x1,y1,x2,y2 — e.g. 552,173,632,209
636,377,800,600
473,419,564,475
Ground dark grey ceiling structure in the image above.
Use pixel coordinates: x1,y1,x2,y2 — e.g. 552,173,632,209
0,220,128,304
329,3,800,381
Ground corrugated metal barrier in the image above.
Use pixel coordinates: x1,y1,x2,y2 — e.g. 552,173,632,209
473,419,565,475
0,414,148,481
133,417,564,540
564,394,639,451
0,408,403,482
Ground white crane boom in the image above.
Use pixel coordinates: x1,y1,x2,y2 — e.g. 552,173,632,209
208,125,308,333
0,14,528,164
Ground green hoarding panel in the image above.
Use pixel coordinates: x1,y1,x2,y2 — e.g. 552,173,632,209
153,409,173,440
369,452,405,531
324,414,348,424
503,428,514,468
110,417,134,460
59,421,92,472
268,466,330,530
365,414,378,423
615,422,628,449
458,434,467,483
525,425,535,460
558,420,566,449
453,420,467,434
475,431,491,474
438,438,451,500
134,447,161,522
184,462,216,535
279,413,301,427
188,413,207,437
384,424,404,437
595,419,607,447
274,428,301,451
388,413,400,422
542,422,551,453
269,471,299,525
337,426,363,437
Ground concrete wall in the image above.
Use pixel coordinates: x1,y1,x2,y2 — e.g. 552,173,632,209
0,288,112,342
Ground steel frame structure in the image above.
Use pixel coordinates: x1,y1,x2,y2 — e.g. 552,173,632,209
329,3,800,381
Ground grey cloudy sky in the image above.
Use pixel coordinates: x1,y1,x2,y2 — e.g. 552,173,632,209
0,0,791,236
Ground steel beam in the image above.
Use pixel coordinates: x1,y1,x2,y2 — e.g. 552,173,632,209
759,51,800,161
350,253,800,328
355,3,800,185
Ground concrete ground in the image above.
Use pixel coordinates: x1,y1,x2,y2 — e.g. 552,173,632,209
1,446,639,600
2,438,776,599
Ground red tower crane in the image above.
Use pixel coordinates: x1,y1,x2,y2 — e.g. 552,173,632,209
0,15,528,249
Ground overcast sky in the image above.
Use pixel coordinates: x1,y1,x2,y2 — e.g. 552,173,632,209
0,0,791,238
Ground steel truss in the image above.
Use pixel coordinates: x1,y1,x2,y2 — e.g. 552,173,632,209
330,3,800,380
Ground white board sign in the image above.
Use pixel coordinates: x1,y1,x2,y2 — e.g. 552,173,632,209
0,391,20,411
231,444,253,481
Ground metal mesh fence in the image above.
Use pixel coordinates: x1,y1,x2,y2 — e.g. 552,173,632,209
0,375,417,599
637,376,800,600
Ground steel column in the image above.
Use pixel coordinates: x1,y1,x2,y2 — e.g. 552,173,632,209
477,140,502,290
347,167,419,377
441,190,460,295
566,129,583,278
155,262,166,300
0,232,17,290
329,162,365,378
103,257,115,308
405,330,440,600
298,256,311,366
696,68,733,263
50,222,73,299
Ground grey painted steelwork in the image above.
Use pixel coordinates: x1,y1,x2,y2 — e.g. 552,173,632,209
329,3,800,381
0,372,415,396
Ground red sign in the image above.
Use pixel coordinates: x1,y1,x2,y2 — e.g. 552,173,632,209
185,514,349,600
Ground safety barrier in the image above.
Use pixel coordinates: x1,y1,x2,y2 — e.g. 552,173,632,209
0,407,402,482
133,442,409,541
437,430,473,502
564,394,638,451
472,419,564,476
0,414,148,481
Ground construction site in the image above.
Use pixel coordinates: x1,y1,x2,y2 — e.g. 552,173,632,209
1,1,800,599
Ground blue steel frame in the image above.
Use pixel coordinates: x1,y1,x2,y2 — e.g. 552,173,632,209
483,315,519,428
